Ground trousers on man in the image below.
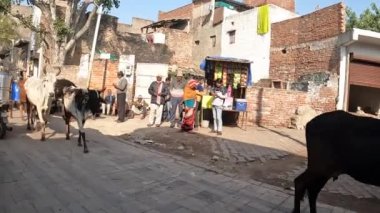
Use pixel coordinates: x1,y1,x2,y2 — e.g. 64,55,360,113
117,93,126,121
169,97,183,125
149,103,163,125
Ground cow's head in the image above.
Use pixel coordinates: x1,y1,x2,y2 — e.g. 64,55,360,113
87,89,106,116
42,66,61,98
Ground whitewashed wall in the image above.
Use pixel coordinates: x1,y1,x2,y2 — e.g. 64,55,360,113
221,5,298,83
135,63,169,103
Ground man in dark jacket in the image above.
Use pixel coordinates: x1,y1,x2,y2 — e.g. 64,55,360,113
147,74,169,127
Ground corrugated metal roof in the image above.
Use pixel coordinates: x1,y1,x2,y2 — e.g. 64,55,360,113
141,19,189,30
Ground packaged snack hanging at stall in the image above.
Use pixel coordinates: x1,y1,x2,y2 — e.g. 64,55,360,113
240,71,247,87
233,73,241,89
222,72,227,85
214,63,223,80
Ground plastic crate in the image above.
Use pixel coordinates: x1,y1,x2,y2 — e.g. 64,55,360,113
235,99,247,112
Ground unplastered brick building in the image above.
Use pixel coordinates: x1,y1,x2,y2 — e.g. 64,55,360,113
156,0,348,127
249,3,346,127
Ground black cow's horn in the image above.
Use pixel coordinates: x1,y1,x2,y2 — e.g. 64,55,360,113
53,66,62,76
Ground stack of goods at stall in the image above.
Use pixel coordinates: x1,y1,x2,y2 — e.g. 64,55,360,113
211,62,248,89
240,70,247,87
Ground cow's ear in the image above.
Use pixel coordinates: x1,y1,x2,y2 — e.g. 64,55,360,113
63,86,75,94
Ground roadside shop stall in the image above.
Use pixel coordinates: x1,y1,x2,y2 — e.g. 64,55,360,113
201,56,252,130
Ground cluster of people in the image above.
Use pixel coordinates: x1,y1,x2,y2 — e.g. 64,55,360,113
104,70,227,135
146,71,226,135
104,71,148,122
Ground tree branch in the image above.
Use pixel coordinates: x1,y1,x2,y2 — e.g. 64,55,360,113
49,0,57,21
65,0,73,26
74,1,90,30
70,0,80,26
64,6,97,54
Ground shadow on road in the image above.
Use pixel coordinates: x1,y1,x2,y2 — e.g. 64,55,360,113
5,115,380,213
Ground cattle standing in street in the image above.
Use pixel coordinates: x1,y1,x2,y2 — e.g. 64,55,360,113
50,79,77,114
24,69,61,141
293,110,380,213
62,87,104,153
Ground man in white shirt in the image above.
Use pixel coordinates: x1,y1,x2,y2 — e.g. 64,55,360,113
113,71,128,122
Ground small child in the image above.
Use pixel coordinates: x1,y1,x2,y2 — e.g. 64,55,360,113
102,89,115,115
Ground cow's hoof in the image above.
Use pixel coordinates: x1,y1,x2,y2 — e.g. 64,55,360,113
41,137,45,141
27,126,31,131
84,149,89,154
66,136,70,140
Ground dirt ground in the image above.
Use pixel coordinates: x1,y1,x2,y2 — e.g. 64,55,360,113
120,125,380,213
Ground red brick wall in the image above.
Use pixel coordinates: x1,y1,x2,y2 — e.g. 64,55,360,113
89,59,119,92
89,59,135,101
246,87,307,127
309,85,338,112
245,84,338,127
270,3,345,81
158,3,193,21
244,0,295,12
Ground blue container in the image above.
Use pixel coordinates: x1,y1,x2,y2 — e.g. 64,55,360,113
11,82,20,101
235,99,247,112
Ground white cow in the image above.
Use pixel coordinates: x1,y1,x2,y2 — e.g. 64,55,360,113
25,69,60,141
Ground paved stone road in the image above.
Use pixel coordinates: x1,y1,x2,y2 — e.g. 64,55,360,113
73,114,380,201
206,127,380,200
0,116,353,213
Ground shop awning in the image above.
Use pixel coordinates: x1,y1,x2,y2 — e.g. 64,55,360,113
205,56,252,64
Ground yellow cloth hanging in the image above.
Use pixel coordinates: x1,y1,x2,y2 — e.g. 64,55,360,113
257,4,270,35
202,95,214,109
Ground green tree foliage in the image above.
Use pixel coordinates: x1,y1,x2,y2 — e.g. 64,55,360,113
1,0,120,67
346,3,380,32
0,14,19,47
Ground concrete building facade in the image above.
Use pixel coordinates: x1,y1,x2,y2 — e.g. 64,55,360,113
221,5,298,83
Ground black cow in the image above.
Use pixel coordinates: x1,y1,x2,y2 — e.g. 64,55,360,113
51,79,77,114
62,87,105,153
293,110,380,213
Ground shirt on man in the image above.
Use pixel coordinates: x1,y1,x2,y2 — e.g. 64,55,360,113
170,79,186,98
117,77,128,94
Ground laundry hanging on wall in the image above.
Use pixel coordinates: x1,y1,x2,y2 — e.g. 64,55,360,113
257,4,270,35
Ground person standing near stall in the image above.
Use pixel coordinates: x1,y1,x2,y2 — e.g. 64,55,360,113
210,78,226,135
195,77,205,130
181,77,198,132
